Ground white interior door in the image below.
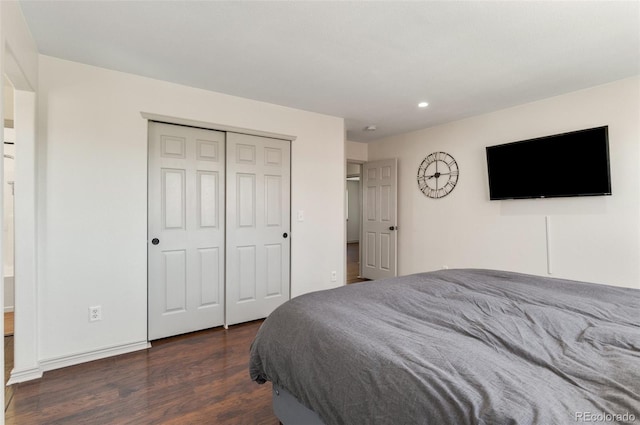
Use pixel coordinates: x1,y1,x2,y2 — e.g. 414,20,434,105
148,122,225,340
226,132,290,326
361,158,398,280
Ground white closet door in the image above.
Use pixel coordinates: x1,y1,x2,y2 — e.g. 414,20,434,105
148,122,225,340
226,133,290,326
361,158,398,280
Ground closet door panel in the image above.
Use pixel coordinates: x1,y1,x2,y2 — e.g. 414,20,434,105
148,122,225,340
226,133,290,326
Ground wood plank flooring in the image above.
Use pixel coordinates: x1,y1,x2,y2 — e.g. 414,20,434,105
5,320,278,425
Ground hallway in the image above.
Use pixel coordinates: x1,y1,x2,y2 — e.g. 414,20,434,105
347,242,368,284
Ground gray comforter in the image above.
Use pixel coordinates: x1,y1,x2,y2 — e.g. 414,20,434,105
249,269,640,424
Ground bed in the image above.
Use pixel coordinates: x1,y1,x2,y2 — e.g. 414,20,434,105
249,269,640,424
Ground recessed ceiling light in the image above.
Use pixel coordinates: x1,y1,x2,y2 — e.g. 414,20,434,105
418,102,429,108
364,125,377,131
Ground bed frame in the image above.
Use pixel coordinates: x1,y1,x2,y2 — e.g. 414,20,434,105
272,384,324,425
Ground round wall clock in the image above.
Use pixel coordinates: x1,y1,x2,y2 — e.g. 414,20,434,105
417,152,459,199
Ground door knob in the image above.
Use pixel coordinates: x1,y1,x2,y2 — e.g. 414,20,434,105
283,233,288,238
388,226,397,231
152,238,160,245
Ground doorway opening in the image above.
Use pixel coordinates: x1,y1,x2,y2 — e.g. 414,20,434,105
346,162,367,284
3,75,15,408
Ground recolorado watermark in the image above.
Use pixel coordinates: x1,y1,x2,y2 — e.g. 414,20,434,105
575,411,636,423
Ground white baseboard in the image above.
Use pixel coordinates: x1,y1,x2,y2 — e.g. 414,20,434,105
4,306,14,313
7,366,43,385
38,341,151,375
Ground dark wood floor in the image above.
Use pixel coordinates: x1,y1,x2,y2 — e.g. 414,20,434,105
5,320,277,424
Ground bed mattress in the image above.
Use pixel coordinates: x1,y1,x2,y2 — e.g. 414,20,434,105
250,269,640,424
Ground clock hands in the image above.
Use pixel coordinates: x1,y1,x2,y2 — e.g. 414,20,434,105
421,171,455,180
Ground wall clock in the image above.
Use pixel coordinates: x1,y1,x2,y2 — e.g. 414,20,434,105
417,152,459,199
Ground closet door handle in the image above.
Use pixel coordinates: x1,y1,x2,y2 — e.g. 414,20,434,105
283,233,288,239
152,238,160,245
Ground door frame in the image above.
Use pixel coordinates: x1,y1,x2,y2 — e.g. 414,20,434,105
141,112,296,339
5,50,40,385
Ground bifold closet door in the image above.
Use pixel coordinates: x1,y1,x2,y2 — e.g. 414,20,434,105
226,133,291,326
148,122,225,340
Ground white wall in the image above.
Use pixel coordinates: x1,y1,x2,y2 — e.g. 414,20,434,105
346,140,368,162
369,77,640,289
3,78,13,122
37,55,345,363
0,6,38,90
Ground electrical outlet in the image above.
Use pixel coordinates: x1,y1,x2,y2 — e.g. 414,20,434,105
330,271,337,282
89,306,102,322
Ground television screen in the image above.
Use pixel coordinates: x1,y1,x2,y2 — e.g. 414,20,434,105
486,126,611,200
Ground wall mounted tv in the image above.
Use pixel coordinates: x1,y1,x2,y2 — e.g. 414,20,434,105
486,126,611,200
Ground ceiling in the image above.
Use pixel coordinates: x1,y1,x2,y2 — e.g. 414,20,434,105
19,1,640,142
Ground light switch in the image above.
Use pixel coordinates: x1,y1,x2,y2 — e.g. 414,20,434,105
297,210,304,222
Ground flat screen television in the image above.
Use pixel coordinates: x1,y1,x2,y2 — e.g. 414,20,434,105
486,126,611,200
